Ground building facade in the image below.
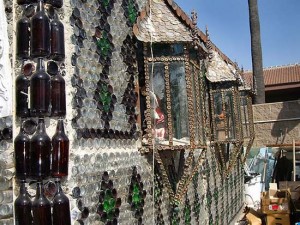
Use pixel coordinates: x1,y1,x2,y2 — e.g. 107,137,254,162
0,0,251,224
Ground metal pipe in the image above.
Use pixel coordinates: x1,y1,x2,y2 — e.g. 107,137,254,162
266,143,300,147
254,117,300,124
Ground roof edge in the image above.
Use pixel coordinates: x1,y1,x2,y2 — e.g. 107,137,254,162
164,0,237,68
134,0,237,69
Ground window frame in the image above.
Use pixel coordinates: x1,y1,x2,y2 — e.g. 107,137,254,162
141,43,208,151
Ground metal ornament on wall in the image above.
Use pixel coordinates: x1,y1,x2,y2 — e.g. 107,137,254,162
154,148,206,204
209,87,243,176
140,42,208,150
139,41,208,203
205,28,244,176
136,6,209,203
239,86,255,165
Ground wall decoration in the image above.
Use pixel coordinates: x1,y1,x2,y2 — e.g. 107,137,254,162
8,0,252,224
97,171,121,224
0,0,12,118
70,0,145,145
126,166,146,224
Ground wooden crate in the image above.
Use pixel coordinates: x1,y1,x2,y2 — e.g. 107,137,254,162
261,190,291,214
266,213,290,225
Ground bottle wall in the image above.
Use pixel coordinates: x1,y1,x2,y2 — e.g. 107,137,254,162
0,0,14,223
0,0,244,224
154,148,244,225
0,116,13,223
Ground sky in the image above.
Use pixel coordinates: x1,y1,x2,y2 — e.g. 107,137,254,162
175,0,300,71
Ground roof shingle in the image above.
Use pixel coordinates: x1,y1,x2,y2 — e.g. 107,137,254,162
134,0,192,42
134,0,238,71
206,50,237,82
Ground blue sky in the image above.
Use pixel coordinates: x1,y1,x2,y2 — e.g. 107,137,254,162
175,0,300,70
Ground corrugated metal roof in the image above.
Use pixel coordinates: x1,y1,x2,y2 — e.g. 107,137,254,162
243,64,300,88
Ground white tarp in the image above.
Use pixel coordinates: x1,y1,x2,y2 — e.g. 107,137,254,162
0,0,12,117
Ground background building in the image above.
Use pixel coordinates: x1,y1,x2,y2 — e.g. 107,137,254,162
243,64,300,103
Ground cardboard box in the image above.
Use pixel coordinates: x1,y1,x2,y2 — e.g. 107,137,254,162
261,203,290,214
261,185,291,214
266,213,290,225
279,181,300,201
246,212,262,225
261,191,290,205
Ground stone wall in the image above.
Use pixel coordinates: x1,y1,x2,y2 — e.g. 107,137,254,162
252,100,300,147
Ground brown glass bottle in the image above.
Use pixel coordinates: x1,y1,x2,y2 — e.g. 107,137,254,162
52,119,69,178
14,123,30,180
51,72,66,117
17,0,37,5
30,58,51,117
32,182,52,225
45,0,63,8
30,0,50,58
30,118,51,179
50,14,65,61
16,14,30,59
53,180,71,225
14,181,33,225
17,0,62,7
15,71,30,118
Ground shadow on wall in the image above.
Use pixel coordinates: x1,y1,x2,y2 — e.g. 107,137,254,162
271,100,300,144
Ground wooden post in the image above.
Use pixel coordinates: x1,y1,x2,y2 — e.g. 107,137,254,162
293,139,296,181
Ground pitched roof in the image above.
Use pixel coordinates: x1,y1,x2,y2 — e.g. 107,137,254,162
206,50,237,82
133,0,237,68
243,64,300,91
134,0,193,42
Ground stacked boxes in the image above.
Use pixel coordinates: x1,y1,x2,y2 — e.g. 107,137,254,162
266,214,290,225
261,186,291,225
279,181,300,224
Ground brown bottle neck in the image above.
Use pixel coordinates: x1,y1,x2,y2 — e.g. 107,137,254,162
19,181,27,195
37,0,45,13
56,119,65,133
36,58,45,71
37,118,46,133
55,180,63,194
36,182,44,197
19,123,26,134
53,12,59,21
